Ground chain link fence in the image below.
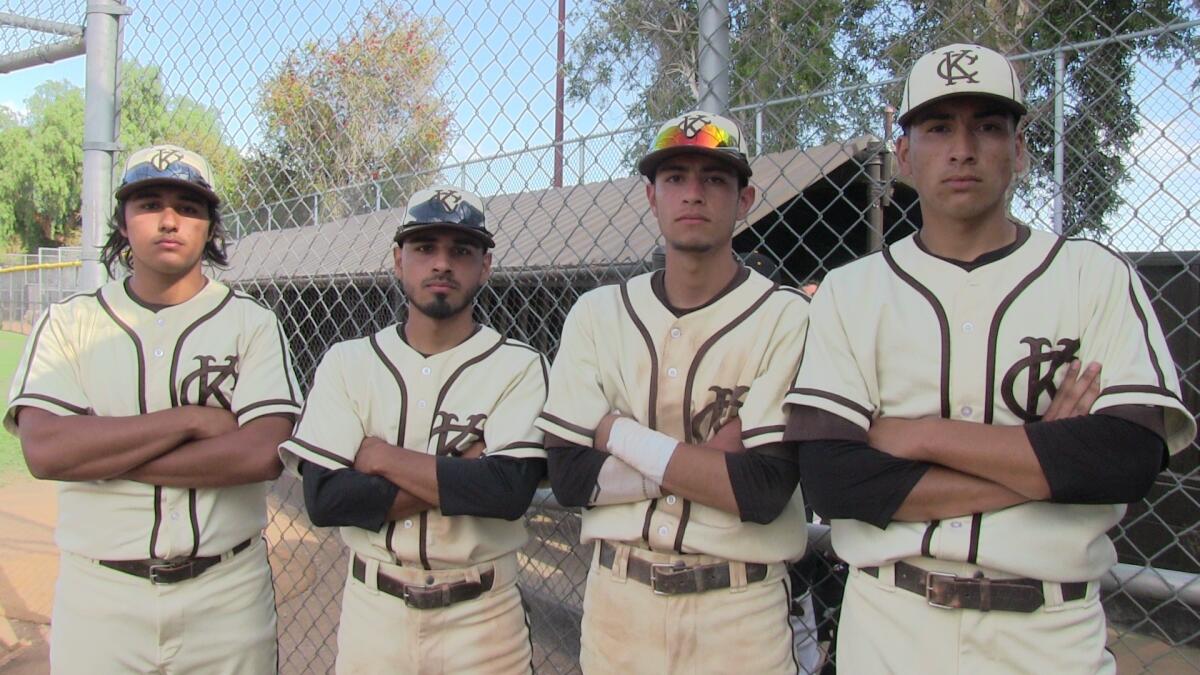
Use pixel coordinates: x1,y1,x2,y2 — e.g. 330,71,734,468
3,0,1199,672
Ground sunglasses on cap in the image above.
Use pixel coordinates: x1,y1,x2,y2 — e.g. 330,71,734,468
403,197,486,229
120,161,214,191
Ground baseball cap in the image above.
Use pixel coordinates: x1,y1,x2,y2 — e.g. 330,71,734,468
115,144,220,205
897,43,1026,128
393,185,494,249
638,110,752,179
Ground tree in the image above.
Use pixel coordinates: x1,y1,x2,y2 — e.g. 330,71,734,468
0,62,242,252
254,4,454,223
567,0,1197,235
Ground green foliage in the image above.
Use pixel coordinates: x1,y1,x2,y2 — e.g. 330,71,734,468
0,62,242,252
567,0,1197,235
253,3,454,222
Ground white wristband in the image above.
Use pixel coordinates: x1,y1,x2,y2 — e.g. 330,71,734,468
606,417,679,485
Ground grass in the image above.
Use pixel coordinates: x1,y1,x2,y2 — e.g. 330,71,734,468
0,330,30,483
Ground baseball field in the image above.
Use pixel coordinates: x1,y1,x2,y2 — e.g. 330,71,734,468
0,330,28,483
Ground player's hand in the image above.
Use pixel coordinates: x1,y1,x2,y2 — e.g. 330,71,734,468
459,440,486,460
593,413,621,452
867,417,927,461
707,416,745,453
187,406,239,440
354,436,391,476
1042,360,1101,421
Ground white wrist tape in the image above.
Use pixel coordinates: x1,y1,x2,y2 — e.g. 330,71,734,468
606,417,678,485
593,458,663,505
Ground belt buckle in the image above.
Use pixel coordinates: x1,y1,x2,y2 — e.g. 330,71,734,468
404,582,448,610
924,571,958,609
649,562,687,596
148,560,193,585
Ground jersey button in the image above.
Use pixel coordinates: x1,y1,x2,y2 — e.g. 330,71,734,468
657,525,670,537
960,406,973,417
421,367,431,375
670,328,681,339
403,519,414,529
665,495,677,505
170,510,179,521
155,318,165,327
962,322,975,333
417,400,427,408
667,367,678,378
153,348,164,358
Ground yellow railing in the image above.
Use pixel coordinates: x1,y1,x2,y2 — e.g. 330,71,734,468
0,261,82,274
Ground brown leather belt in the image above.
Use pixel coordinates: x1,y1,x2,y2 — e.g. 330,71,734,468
351,555,495,610
99,538,254,585
599,541,768,595
862,561,1088,613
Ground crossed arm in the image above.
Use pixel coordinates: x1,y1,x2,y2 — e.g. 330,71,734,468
17,406,292,487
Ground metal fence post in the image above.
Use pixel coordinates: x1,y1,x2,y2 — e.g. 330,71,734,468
697,0,731,114
80,0,129,292
1053,48,1066,235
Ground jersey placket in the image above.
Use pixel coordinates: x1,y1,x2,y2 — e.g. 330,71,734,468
144,308,196,559
397,354,440,567
646,315,691,553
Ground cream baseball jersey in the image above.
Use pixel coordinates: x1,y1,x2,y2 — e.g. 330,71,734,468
537,269,809,563
279,324,548,569
6,278,303,560
786,228,1196,581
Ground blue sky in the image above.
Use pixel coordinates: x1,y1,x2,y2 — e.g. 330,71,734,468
2,2,1197,251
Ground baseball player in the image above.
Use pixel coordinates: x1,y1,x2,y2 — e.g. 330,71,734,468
7,144,303,673
538,111,810,674
784,44,1196,673
279,186,547,674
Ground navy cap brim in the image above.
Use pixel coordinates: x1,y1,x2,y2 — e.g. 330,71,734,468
115,177,221,206
393,222,495,249
899,93,1027,128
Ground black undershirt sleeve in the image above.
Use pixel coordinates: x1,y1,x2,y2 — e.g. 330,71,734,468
785,406,930,528
545,437,609,508
1026,411,1167,505
301,460,400,531
726,442,800,524
436,456,546,520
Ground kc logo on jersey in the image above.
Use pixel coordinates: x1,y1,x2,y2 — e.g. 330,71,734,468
180,354,239,408
1000,337,1081,421
431,411,488,456
690,385,750,442
937,48,980,86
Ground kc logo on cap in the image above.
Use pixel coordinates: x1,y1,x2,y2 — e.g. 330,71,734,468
936,48,980,86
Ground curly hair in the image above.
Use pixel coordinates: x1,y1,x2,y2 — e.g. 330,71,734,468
99,198,229,276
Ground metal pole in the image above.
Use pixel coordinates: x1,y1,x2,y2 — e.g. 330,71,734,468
755,106,764,155
865,148,884,252
0,39,84,73
697,0,731,113
553,0,566,187
80,0,130,291
1052,49,1065,235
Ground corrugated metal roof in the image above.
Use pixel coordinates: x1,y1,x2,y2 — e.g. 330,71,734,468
222,135,880,282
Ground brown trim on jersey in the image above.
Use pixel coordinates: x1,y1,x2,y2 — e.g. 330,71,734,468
775,285,812,303
787,388,873,421
430,335,506,435
920,519,940,557
492,441,545,454
96,291,148,414
1099,384,1181,402
673,499,691,553
683,282,777,444
150,485,163,558
982,236,1066,424
883,248,951,418
13,393,90,416
641,498,659,545
169,289,235,407
418,511,431,569
385,520,398,558
289,437,353,467
620,282,659,429
13,308,53,401
914,222,1031,272
966,513,983,564
538,413,595,441
1124,271,1170,390
188,488,201,558
369,332,409,447
504,339,550,390
237,398,302,418
649,266,751,317
741,425,786,441
274,318,298,403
